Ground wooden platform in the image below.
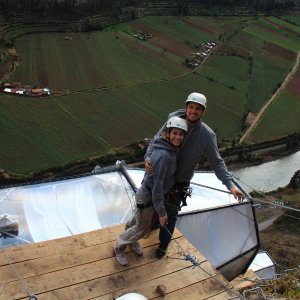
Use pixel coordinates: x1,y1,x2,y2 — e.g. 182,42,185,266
0,225,242,299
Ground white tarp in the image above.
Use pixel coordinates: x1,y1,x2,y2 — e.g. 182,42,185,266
0,170,136,244
0,166,259,281
177,203,257,267
248,251,276,279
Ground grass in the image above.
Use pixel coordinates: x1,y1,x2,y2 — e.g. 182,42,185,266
243,18,300,52
247,185,300,298
0,15,299,175
280,15,300,27
258,186,300,271
11,31,185,91
249,92,300,142
0,95,106,173
230,30,265,55
266,16,300,34
247,54,292,113
134,16,217,46
198,54,249,92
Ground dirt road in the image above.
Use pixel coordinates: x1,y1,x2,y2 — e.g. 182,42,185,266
239,51,300,144
258,208,283,231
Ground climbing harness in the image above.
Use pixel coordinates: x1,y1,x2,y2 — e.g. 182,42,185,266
165,184,192,211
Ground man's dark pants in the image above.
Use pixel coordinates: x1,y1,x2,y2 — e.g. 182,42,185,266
159,202,179,248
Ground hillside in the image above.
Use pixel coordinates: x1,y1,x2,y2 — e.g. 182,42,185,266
0,12,299,176
241,183,300,298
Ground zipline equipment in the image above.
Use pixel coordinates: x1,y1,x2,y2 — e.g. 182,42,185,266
191,178,300,214
234,177,300,213
162,226,245,300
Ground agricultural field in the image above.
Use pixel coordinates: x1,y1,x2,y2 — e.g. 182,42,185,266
0,15,299,175
249,66,300,142
280,15,300,26
0,95,106,173
11,30,186,91
247,53,294,112
198,55,249,93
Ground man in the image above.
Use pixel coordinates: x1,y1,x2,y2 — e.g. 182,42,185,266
145,92,244,258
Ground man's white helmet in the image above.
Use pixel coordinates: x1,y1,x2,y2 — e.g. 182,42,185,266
166,116,188,132
185,92,207,109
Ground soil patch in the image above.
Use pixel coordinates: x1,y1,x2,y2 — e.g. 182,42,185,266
287,73,300,97
265,42,296,60
128,21,195,57
182,18,217,36
253,22,287,39
245,111,257,125
215,43,252,59
149,35,192,57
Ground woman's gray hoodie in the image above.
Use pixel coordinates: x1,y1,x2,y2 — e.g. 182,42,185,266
136,137,178,217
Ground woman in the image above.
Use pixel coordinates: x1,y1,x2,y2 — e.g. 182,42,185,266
114,116,188,265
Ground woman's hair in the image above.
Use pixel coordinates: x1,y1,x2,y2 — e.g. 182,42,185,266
161,130,169,141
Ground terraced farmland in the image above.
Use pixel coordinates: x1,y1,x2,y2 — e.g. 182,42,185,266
0,15,299,175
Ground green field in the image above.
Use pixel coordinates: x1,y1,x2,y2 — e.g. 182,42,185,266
198,55,249,92
247,54,294,112
280,15,300,26
0,15,299,175
249,92,300,142
243,18,300,52
12,31,186,90
250,67,300,141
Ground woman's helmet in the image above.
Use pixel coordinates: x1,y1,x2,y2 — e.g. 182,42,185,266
185,92,207,109
166,116,188,132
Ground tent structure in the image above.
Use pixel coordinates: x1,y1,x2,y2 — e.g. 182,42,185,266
247,250,277,279
0,161,259,281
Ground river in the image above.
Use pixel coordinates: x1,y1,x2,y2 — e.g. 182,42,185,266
231,151,300,193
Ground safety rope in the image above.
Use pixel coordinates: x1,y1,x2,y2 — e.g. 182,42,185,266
190,181,259,224
162,226,245,300
0,187,14,203
3,251,38,299
192,179,300,214
117,170,136,216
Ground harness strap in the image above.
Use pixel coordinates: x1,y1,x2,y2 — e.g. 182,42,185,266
136,201,153,209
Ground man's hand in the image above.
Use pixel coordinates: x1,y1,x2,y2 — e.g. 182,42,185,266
159,215,168,228
230,186,245,203
145,159,152,175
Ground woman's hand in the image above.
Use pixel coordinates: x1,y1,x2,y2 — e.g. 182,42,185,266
145,159,152,174
159,215,168,228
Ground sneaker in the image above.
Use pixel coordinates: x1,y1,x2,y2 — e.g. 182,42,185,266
131,241,143,255
156,244,167,259
114,243,128,266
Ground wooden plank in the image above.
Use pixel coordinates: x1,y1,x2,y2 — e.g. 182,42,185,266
24,251,209,300
95,262,220,300
1,237,202,299
230,269,259,291
0,226,183,266
1,225,242,300
0,228,184,284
